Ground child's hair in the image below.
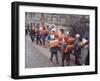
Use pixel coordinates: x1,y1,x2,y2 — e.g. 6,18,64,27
43,26,46,30
60,29,64,34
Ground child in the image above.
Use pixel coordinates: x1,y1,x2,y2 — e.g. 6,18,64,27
74,34,81,65
49,35,60,64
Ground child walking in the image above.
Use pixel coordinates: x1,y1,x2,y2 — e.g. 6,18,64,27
49,35,60,64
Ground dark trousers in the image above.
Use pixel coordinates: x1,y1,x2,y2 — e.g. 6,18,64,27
42,38,45,46
25,29,28,35
31,34,35,42
36,36,41,45
41,35,46,46
85,51,89,65
50,47,59,64
50,52,59,64
62,52,70,66
75,55,79,65
74,49,81,65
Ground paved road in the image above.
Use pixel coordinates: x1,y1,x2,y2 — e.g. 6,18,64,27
25,36,76,68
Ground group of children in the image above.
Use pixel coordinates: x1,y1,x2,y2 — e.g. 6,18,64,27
29,25,89,66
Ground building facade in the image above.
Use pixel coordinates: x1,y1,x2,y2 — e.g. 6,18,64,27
25,12,89,35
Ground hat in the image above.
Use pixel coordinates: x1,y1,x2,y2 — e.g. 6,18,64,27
76,34,80,38
50,35,55,40
52,28,56,32
66,31,71,35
